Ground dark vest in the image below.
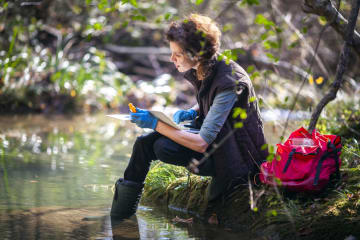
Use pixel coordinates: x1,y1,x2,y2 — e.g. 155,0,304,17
184,59,268,182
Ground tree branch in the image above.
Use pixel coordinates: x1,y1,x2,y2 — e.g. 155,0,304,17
273,0,330,77
302,0,360,56
308,0,360,132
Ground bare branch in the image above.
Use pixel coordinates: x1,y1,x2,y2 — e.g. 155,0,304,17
303,0,360,56
308,0,360,132
273,0,330,77
104,44,171,55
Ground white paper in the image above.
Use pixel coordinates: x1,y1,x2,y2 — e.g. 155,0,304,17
106,114,131,120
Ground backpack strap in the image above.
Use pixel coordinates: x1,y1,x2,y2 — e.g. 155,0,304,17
328,141,341,181
313,140,341,186
283,147,320,174
283,149,296,173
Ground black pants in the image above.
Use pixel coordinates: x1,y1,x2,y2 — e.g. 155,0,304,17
124,131,215,183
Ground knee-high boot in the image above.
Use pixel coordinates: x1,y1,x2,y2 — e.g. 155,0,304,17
110,178,144,219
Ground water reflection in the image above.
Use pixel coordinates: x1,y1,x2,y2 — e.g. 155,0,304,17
0,113,301,239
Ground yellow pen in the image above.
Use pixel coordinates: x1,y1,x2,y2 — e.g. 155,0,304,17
128,103,137,113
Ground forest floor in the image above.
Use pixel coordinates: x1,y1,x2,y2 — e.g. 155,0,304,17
141,159,360,240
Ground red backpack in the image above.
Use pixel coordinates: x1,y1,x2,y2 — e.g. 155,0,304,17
259,127,341,192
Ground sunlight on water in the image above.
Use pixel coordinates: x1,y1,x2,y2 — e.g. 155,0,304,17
0,113,300,239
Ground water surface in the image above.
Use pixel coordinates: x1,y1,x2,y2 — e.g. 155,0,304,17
0,112,300,239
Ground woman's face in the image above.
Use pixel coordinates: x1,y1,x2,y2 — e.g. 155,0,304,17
169,41,197,72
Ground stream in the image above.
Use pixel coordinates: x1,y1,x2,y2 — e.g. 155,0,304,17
0,112,303,240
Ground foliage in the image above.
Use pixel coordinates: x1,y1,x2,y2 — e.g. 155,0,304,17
0,0,359,117
0,0,176,113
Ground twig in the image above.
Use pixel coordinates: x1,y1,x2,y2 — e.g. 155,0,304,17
273,0,330,77
214,1,239,21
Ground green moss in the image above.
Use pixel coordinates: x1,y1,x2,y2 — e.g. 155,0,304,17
141,161,211,211
142,161,360,239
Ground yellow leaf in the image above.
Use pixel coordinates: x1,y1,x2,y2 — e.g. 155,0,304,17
71,90,76,97
308,75,314,85
318,16,327,26
315,76,324,85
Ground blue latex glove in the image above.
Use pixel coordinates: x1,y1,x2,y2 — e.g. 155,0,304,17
130,109,158,130
173,109,197,124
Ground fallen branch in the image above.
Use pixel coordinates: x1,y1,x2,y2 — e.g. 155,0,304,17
104,44,171,55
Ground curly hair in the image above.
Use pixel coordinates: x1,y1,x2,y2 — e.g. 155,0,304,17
166,14,221,80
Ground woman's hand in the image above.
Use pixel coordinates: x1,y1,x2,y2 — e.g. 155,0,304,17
130,109,158,130
173,109,197,124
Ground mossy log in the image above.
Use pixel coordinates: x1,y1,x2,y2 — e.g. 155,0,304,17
141,161,360,240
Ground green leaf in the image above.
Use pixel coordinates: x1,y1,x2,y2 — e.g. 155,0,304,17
51,71,62,82
269,145,274,153
263,40,280,50
122,21,129,28
132,15,147,21
164,13,172,20
275,27,283,33
260,32,269,41
250,71,260,81
195,0,204,5
255,14,275,28
234,122,244,128
288,41,299,49
241,0,259,6
93,22,103,31
247,65,255,73
232,107,242,118
129,0,138,8
266,154,274,162
271,210,278,216
261,144,268,151
240,112,247,119
97,0,107,10
222,23,233,32
274,177,282,185
249,96,256,103
265,52,279,62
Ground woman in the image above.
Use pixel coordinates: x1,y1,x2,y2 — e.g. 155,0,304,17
110,14,268,220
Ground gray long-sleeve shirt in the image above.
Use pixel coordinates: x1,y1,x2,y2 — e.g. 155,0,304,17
199,88,238,144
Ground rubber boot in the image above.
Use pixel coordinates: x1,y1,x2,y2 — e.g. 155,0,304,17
202,177,225,224
110,178,144,219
